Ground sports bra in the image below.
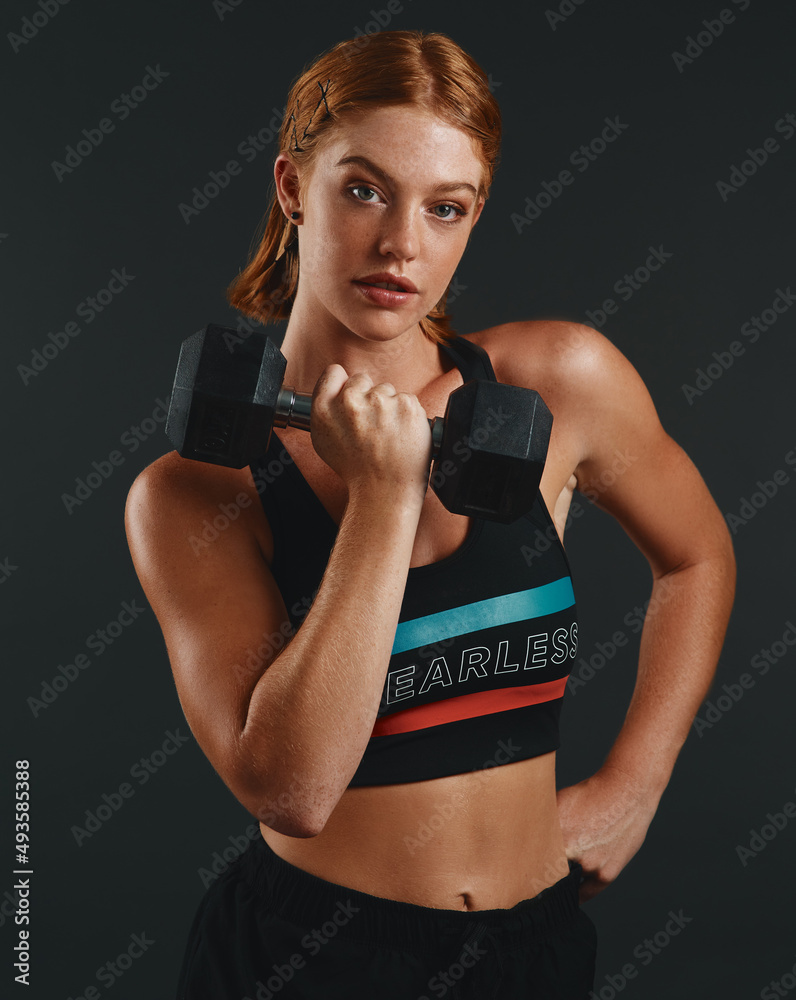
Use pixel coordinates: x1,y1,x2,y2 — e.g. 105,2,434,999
249,335,579,786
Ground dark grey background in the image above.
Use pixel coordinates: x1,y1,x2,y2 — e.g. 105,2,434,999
3,0,794,996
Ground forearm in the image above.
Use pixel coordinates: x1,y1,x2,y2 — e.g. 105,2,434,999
602,547,736,797
239,487,421,831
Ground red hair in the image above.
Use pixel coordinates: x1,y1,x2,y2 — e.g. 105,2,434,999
226,30,502,344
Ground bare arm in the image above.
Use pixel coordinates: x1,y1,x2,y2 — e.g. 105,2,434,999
560,447,735,900
494,321,736,899
125,365,430,838
238,472,424,836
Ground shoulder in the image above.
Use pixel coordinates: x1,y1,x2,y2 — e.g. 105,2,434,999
461,320,659,434
461,319,635,396
461,319,668,492
458,323,731,574
126,450,246,522
125,451,271,563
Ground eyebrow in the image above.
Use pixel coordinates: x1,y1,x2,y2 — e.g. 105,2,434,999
335,154,479,198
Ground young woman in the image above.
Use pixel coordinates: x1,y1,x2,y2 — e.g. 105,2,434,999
125,30,735,1000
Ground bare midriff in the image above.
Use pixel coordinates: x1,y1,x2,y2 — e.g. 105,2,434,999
259,751,569,911
256,338,576,914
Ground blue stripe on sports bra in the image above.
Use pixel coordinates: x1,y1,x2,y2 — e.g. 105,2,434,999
391,576,576,655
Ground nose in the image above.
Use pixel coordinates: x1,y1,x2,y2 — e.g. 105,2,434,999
378,204,419,262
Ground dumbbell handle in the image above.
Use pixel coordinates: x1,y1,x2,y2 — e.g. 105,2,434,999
167,324,551,522
274,386,446,454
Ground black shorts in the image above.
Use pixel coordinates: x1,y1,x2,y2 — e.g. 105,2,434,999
176,833,597,999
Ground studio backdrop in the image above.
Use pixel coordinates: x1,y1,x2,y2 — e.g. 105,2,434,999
3,0,794,997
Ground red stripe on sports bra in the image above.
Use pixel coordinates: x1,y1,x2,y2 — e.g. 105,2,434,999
370,677,569,738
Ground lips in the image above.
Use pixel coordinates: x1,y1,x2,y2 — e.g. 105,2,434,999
354,272,418,294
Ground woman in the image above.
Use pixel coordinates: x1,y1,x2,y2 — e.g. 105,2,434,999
125,30,735,999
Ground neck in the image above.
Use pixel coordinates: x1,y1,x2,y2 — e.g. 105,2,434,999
279,300,451,397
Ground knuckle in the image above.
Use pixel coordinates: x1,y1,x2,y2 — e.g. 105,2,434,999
341,373,370,396
594,866,614,886
313,364,342,399
396,391,418,410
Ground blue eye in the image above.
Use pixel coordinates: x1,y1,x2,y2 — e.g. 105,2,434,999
432,203,467,223
351,185,379,202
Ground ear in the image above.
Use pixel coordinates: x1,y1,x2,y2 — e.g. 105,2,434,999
274,153,301,217
470,196,486,229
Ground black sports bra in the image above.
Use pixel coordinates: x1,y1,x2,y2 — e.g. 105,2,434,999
249,336,578,786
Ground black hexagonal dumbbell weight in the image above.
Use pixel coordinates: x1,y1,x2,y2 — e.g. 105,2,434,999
165,324,553,524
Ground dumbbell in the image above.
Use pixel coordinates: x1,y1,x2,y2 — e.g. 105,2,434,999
165,324,552,524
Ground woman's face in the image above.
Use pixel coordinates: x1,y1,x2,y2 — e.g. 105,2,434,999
277,104,485,344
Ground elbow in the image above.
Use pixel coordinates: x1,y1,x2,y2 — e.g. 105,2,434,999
232,728,340,838
665,515,737,592
248,798,325,839
233,763,327,839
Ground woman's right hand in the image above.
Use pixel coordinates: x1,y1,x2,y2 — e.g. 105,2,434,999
310,364,432,511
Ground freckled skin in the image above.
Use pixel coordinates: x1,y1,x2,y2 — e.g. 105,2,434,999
273,106,485,389
260,107,571,910
127,103,735,913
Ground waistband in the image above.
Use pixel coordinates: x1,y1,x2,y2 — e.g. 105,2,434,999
236,832,582,955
